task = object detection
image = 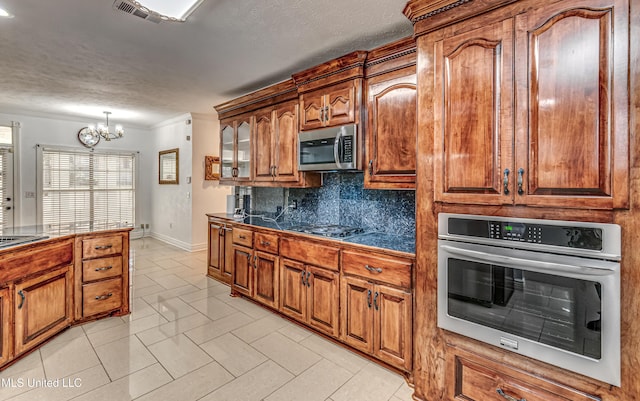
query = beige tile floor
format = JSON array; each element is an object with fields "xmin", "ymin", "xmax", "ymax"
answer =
[{"xmin": 0, "ymin": 237, "xmax": 415, "ymax": 401}]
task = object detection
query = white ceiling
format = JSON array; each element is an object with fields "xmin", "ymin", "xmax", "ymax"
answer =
[{"xmin": 0, "ymin": 0, "xmax": 413, "ymax": 127}]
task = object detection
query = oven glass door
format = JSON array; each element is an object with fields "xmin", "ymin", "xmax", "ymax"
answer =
[
  {"xmin": 447, "ymin": 257, "xmax": 602, "ymax": 359},
  {"xmin": 438, "ymin": 240, "xmax": 620, "ymax": 385}
]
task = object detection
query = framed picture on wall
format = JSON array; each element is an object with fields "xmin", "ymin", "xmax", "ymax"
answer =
[
  {"xmin": 205, "ymin": 156, "xmax": 220, "ymax": 180},
  {"xmin": 159, "ymin": 148, "xmax": 179, "ymax": 184}
]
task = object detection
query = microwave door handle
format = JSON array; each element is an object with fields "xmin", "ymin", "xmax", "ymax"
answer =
[
  {"xmin": 439, "ymin": 244, "xmax": 617, "ymax": 276},
  {"xmin": 334, "ymin": 129, "xmax": 344, "ymax": 169}
]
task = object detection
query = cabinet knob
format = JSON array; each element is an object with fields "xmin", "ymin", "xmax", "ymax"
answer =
[
  {"xmin": 496, "ymin": 388, "xmax": 526, "ymax": 401},
  {"xmin": 503, "ymin": 169, "xmax": 510, "ymax": 195}
]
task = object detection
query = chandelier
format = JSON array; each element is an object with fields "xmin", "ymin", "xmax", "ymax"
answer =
[{"xmin": 88, "ymin": 111, "xmax": 124, "ymax": 141}]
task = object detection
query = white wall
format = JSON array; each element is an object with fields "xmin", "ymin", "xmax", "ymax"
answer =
[
  {"xmin": 149, "ymin": 114, "xmax": 193, "ymax": 249},
  {"xmin": 191, "ymin": 113, "xmax": 232, "ymax": 250},
  {"xmin": 0, "ymin": 111, "xmax": 153, "ymax": 228}
]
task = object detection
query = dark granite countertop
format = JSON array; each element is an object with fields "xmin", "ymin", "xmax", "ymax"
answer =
[
  {"xmin": 0, "ymin": 221, "xmax": 133, "ymax": 250},
  {"xmin": 207, "ymin": 213, "xmax": 415, "ymax": 256}
]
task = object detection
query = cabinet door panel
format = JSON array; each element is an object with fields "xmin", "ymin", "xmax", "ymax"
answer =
[
  {"xmin": 232, "ymin": 246, "xmax": 252, "ymax": 297},
  {"xmin": 274, "ymin": 101, "xmax": 299, "ymax": 182},
  {"xmin": 279, "ymin": 259, "xmax": 306, "ymax": 321},
  {"xmin": 208, "ymin": 223, "xmax": 223, "ymax": 278},
  {"xmin": 236, "ymin": 119, "xmax": 253, "ymax": 181},
  {"xmin": 254, "ymin": 252, "xmax": 279, "ymax": 309},
  {"xmin": 374, "ymin": 285, "xmax": 412, "ymax": 371},
  {"xmin": 220, "ymin": 123, "xmax": 235, "ymax": 180},
  {"xmin": 14, "ymin": 266, "xmax": 71, "ymax": 355},
  {"xmin": 434, "ymin": 19, "xmax": 514, "ymax": 205},
  {"xmin": 307, "ymin": 266, "xmax": 339, "ymax": 338},
  {"xmin": 515, "ymin": 2, "xmax": 627, "ymax": 208},
  {"xmin": 366, "ymin": 70, "xmax": 417, "ymax": 187},
  {"xmin": 326, "ymin": 82, "xmax": 356, "ymax": 126},
  {"xmin": 254, "ymin": 109, "xmax": 275, "ymax": 181},
  {"xmin": 223, "ymin": 228, "xmax": 234, "ymax": 281},
  {"xmin": 340, "ymin": 276, "xmax": 373, "ymax": 353},
  {"xmin": 300, "ymin": 91, "xmax": 325, "ymax": 130},
  {"xmin": 0, "ymin": 287, "xmax": 11, "ymax": 366}
]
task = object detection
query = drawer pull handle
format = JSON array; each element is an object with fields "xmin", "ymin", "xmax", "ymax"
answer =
[
  {"xmin": 95, "ymin": 266, "xmax": 113, "ymax": 272},
  {"xmin": 95, "ymin": 293, "xmax": 113, "ymax": 301},
  {"xmin": 364, "ymin": 265, "xmax": 383, "ymax": 274},
  {"xmin": 18, "ymin": 290, "xmax": 25, "ymax": 309},
  {"xmin": 260, "ymin": 241, "xmax": 270, "ymax": 246},
  {"xmin": 239, "ymin": 235, "xmax": 246, "ymax": 239},
  {"xmin": 95, "ymin": 245, "xmax": 113, "ymax": 250},
  {"xmin": 497, "ymin": 388, "xmax": 526, "ymax": 401}
]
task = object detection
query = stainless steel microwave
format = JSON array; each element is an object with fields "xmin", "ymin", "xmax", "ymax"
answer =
[{"xmin": 298, "ymin": 124, "xmax": 358, "ymax": 171}]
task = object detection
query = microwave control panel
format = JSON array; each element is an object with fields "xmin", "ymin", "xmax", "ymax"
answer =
[
  {"xmin": 449, "ymin": 218, "xmax": 603, "ymax": 251},
  {"xmin": 341, "ymin": 136, "xmax": 353, "ymax": 163}
]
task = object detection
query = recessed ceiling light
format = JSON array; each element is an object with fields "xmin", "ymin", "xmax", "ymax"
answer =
[
  {"xmin": 0, "ymin": 7, "xmax": 14, "ymax": 18},
  {"xmin": 136, "ymin": 0, "xmax": 204, "ymax": 20}
]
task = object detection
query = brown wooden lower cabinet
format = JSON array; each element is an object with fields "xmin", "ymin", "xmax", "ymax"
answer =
[
  {"xmin": 0, "ymin": 287, "xmax": 12, "ymax": 366},
  {"xmin": 208, "ymin": 220, "xmax": 233, "ymax": 284},
  {"xmin": 253, "ymin": 251, "xmax": 279, "ymax": 308},
  {"xmin": 341, "ymin": 276, "xmax": 412, "ymax": 371},
  {"xmin": 447, "ymin": 345, "xmax": 600, "ymax": 401},
  {"xmin": 279, "ymin": 258, "xmax": 340, "ymax": 338},
  {"xmin": 14, "ymin": 265, "xmax": 72, "ymax": 356},
  {"xmin": 232, "ymin": 245, "xmax": 253, "ymax": 297}
]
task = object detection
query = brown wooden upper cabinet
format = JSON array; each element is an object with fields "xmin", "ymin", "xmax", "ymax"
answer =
[
  {"xmin": 299, "ymin": 81, "xmax": 358, "ymax": 130},
  {"xmin": 220, "ymin": 114, "xmax": 253, "ymax": 183},
  {"xmin": 293, "ymin": 51, "xmax": 367, "ymax": 133},
  {"xmin": 432, "ymin": 0, "xmax": 629, "ymax": 210},
  {"xmin": 364, "ymin": 38, "xmax": 417, "ymax": 190},
  {"xmin": 254, "ymin": 100, "xmax": 300, "ymax": 183}
]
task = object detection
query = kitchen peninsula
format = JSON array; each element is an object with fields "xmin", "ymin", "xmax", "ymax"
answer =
[{"xmin": 0, "ymin": 224, "xmax": 132, "ymax": 370}]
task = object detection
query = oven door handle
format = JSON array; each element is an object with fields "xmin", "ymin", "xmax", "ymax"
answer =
[{"xmin": 440, "ymin": 244, "xmax": 617, "ymax": 276}]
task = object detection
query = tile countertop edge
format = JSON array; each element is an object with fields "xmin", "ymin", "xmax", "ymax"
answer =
[{"xmin": 206, "ymin": 213, "xmax": 416, "ymax": 258}]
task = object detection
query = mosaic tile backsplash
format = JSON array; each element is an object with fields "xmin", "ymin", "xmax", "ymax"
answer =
[{"xmin": 250, "ymin": 173, "xmax": 415, "ymax": 237}]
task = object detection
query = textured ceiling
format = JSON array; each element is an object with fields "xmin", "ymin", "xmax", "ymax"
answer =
[{"xmin": 0, "ymin": 0, "xmax": 413, "ymax": 127}]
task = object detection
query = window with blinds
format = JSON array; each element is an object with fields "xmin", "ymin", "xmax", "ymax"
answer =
[
  {"xmin": 38, "ymin": 147, "xmax": 136, "ymax": 231},
  {"xmin": 0, "ymin": 126, "xmax": 13, "ymax": 231}
]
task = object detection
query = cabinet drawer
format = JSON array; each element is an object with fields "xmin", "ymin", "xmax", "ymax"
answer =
[
  {"xmin": 82, "ymin": 235, "xmax": 123, "ymax": 259},
  {"xmin": 281, "ymin": 237, "xmax": 339, "ymax": 271},
  {"xmin": 255, "ymin": 232, "xmax": 279, "ymax": 254},
  {"xmin": 342, "ymin": 250, "xmax": 411, "ymax": 288},
  {"xmin": 82, "ymin": 256, "xmax": 123, "ymax": 282},
  {"xmin": 233, "ymin": 228, "xmax": 253, "ymax": 247},
  {"xmin": 448, "ymin": 348, "xmax": 598, "ymax": 401},
  {"xmin": 82, "ymin": 278, "xmax": 123, "ymax": 317}
]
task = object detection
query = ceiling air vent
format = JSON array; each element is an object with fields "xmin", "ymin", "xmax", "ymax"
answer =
[{"xmin": 112, "ymin": 0, "xmax": 163, "ymax": 23}]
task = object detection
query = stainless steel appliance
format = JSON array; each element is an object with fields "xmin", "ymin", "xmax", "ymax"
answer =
[
  {"xmin": 298, "ymin": 124, "xmax": 358, "ymax": 171},
  {"xmin": 288, "ymin": 224, "xmax": 363, "ymax": 238},
  {"xmin": 438, "ymin": 213, "xmax": 621, "ymax": 386}
]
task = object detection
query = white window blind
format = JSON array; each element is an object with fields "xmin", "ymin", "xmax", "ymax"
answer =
[
  {"xmin": 39, "ymin": 147, "xmax": 136, "ymax": 231},
  {"xmin": 0, "ymin": 148, "xmax": 9, "ymax": 231}
]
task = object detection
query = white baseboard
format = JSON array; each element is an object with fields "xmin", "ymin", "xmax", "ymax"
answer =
[{"xmin": 149, "ymin": 232, "xmax": 207, "ymax": 252}]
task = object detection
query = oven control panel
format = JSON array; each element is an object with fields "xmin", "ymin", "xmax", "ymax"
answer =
[{"xmin": 450, "ymin": 218, "xmax": 603, "ymax": 250}]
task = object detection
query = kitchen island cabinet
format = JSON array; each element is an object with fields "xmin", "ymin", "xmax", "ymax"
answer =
[{"xmin": 0, "ymin": 227, "xmax": 131, "ymax": 371}]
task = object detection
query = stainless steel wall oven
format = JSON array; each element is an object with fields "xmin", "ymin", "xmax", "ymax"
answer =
[{"xmin": 437, "ymin": 213, "xmax": 621, "ymax": 386}]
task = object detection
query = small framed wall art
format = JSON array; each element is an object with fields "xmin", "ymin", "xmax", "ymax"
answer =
[{"xmin": 205, "ymin": 156, "xmax": 220, "ymax": 180}]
